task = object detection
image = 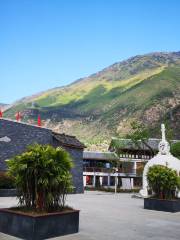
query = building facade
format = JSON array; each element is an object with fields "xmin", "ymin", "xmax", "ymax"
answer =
[
  {"xmin": 83, "ymin": 138, "xmax": 179, "ymax": 189},
  {"xmin": 0, "ymin": 118, "xmax": 85, "ymax": 193},
  {"xmin": 83, "ymin": 151, "xmax": 144, "ymax": 189}
]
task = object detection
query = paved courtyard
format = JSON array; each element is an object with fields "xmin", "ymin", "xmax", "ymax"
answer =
[{"xmin": 0, "ymin": 191, "xmax": 180, "ymax": 240}]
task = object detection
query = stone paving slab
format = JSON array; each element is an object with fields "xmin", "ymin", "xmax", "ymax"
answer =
[{"xmin": 0, "ymin": 191, "xmax": 180, "ymax": 240}]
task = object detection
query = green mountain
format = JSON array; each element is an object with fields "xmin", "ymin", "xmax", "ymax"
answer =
[{"xmin": 5, "ymin": 52, "xmax": 180, "ymax": 148}]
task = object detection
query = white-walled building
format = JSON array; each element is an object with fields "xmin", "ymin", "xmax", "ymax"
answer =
[
  {"xmin": 83, "ymin": 137, "xmax": 179, "ymax": 190},
  {"xmin": 83, "ymin": 151, "xmax": 145, "ymax": 189}
]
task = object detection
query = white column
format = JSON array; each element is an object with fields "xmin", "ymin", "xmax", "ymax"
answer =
[
  {"xmin": 108, "ymin": 175, "xmax": 110, "ymax": 186},
  {"xmin": 100, "ymin": 176, "xmax": 103, "ymax": 186},
  {"xmin": 93, "ymin": 175, "xmax": 96, "ymax": 187},
  {"xmin": 131, "ymin": 178, "xmax": 134, "ymax": 189},
  {"xmin": 115, "ymin": 175, "xmax": 118, "ymax": 194},
  {"xmin": 83, "ymin": 176, "xmax": 86, "ymax": 187}
]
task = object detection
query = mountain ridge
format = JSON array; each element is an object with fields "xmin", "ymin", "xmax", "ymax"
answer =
[{"xmin": 5, "ymin": 51, "xmax": 180, "ymax": 148}]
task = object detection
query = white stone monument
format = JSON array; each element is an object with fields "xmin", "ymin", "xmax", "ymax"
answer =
[{"xmin": 140, "ymin": 124, "xmax": 180, "ymax": 198}]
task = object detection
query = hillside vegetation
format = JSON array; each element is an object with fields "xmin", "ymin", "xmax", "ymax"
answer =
[{"xmin": 5, "ymin": 52, "xmax": 180, "ymax": 149}]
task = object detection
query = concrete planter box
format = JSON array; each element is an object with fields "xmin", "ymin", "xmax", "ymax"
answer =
[
  {"xmin": 0, "ymin": 189, "xmax": 17, "ymax": 197},
  {"xmin": 144, "ymin": 198, "xmax": 180, "ymax": 212},
  {"xmin": 0, "ymin": 208, "xmax": 79, "ymax": 240}
]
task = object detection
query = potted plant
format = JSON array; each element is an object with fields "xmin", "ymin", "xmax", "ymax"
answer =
[
  {"xmin": 144, "ymin": 165, "xmax": 180, "ymax": 212},
  {"xmin": 0, "ymin": 172, "xmax": 16, "ymax": 197},
  {"xmin": 0, "ymin": 144, "xmax": 79, "ymax": 240}
]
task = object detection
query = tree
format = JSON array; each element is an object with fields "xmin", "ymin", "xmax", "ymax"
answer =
[
  {"xmin": 7, "ymin": 144, "xmax": 73, "ymax": 212},
  {"xmin": 164, "ymin": 121, "xmax": 174, "ymax": 144},
  {"xmin": 126, "ymin": 121, "xmax": 155, "ymax": 156},
  {"xmin": 171, "ymin": 142, "xmax": 180, "ymax": 159},
  {"xmin": 147, "ymin": 165, "xmax": 180, "ymax": 199}
]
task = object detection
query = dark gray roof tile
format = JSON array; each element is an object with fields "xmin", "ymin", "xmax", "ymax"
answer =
[{"xmin": 53, "ymin": 132, "xmax": 85, "ymax": 149}]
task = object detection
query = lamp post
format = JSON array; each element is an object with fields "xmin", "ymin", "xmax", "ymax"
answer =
[
  {"xmin": 113, "ymin": 167, "xmax": 118, "ymax": 194},
  {"xmin": 106, "ymin": 163, "xmax": 111, "ymax": 187}
]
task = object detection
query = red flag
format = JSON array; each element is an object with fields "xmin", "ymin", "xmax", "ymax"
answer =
[
  {"xmin": 37, "ymin": 115, "xmax": 41, "ymax": 127},
  {"xmin": 15, "ymin": 112, "xmax": 21, "ymax": 121},
  {"xmin": 0, "ymin": 110, "xmax": 3, "ymax": 118}
]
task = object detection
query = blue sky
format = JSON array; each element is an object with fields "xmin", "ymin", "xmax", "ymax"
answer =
[{"xmin": 0, "ymin": 0, "xmax": 180, "ymax": 103}]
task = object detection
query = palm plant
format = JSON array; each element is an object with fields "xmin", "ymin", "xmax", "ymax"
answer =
[{"xmin": 7, "ymin": 144, "xmax": 73, "ymax": 212}]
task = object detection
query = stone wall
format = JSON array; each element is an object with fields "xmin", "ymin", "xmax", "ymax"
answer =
[
  {"xmin": 64, "ymin": 147, "xmax": 84, "ymax": 193},
  {"xmin": 0, "ymin": 119, "xmax": 84, "ymax": 193},
  {"xmin": 0, "ymin": 119, "xmax": 53, "ymax": 170},
  {"xmin": 52, "ymin": 138, "xmax": 84, "ymax": 193}
]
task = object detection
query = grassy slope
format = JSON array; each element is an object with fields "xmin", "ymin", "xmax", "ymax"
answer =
[
  {"xmin": 100, "ymin": 66, "xmax": 180, "ymax": 129},
  {"xmin": 32, "ymin": 67, "xmax": 164, "ymax": 108},
  {"xmin": 52, "ymin": 66, "xmax": 180, "ymax": 145}
]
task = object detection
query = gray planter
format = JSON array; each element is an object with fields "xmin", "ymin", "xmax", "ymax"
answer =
[
  {"xmin": 144, "ymin": 198, "xmax": 180, "ymax": 212},
  {"xmin": 0, "ymin": 189, "xmax": 17, "ymax": 197},
  {"xmin": 0, "ymin": 208, "xmax": 79, "ymax": 240}
]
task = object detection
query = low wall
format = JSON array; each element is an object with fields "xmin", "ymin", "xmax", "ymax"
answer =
[{"xmin": 0, "ymin": 189, "xmax": 17, "ymax": 197}]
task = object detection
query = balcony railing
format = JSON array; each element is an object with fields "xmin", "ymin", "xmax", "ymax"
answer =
[{"xmin": 83, "ymin": 167, "xmax": 136, "ymax": 175}]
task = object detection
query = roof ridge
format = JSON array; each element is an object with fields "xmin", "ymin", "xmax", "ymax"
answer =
[
  {"xmin": 52, "ymin": 131, "xmax": 76, "ymax": 138},
  {"xmin": 0, "ymin": 118, "xmax": 52, "ymax": 131}
]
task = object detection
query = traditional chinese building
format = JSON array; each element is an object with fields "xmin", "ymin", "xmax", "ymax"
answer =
[
  {"xmin": 83, "ymin": 137, "xmax": 179, "ymax": 189},
  {"xmin": 83, "ymin": 151, "xmax": 143, "ymax": 189},
  {"xmin": 0, "ymin": 118, "xmax": 85, "ymax": 193}
]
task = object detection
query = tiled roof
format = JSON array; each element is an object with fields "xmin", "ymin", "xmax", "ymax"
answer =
[
  {"xmin": 0, "ymin": 118, "xmax": 52, "ymax": 131},
  {"xmin": 0, "ymin": 118, "xmax": 85, "ymax": 149},
  {"xmin": 83, "ymin": 151, "xmax": 118, "ymax": 160},
  {"xmin": 109, "ymin": 138, "xmax": 180, "ymax": 151},
  {"xmin": 53, "ymin": 132, "xmax": 85, "ymax": 149}
]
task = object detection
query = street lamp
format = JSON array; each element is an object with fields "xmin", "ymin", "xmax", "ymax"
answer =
[{"xmin": 113, "ymin": 167, "xmax": 118, "ymax": 194}]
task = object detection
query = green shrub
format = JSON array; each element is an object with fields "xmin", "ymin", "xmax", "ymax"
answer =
[
  {"xmin": 171, "ymin": 142, "xmax": 180, "ymax": 159},
  {"xmin": 0, "ymin": 172, "xmax": 15, "ymax": 189},
  {"xmin": 147, "ymin": 165, "xmax": 180, "ymax": 199},
  {"xmin": 7, "ymin": 144, "xmax": 73, "ymax": 212}
]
